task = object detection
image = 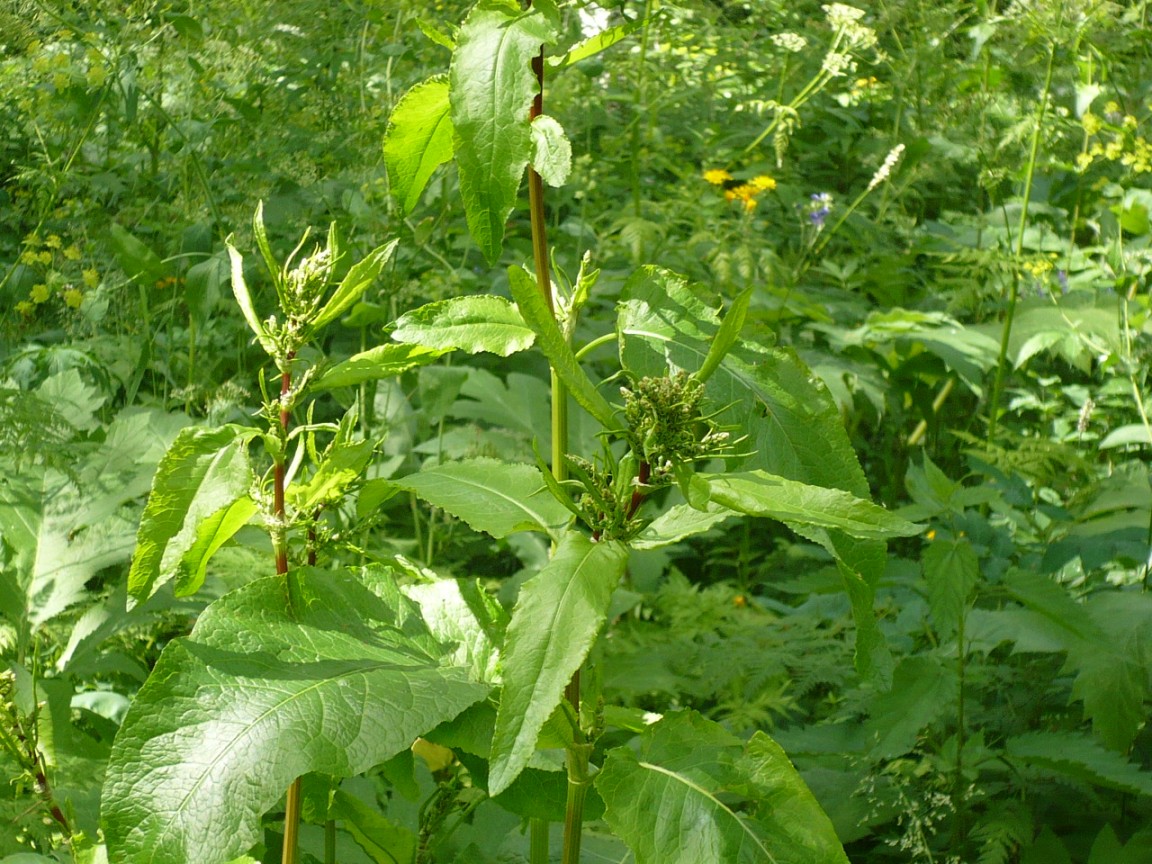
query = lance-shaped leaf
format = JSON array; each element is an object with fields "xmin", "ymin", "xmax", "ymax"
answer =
[
  {"xmin": 102, "ymin": 568, "xmax": 489, "ymax": 864},
  {"xmin": 314, "ymin": 343, "xmax": 447, "ymax": 391},
  {"xmin": 597, "ymin": 711, "xmax": 849, "ymax": 864},
  {"xmin": 393, "ymin": 457, "xmax": 572, "ymax": 541},
  {"xmin": 507, "ymin": 265, "xmax": 620, "ymax": 430},
  {"xmin": 313, "ymin": 239, "xmax": 399, "ymax": 330},
  {"xmin": 695, "ymin": 471, "xmax": 921, "ymax": 540},
  {"xmin": 488, "ymin": 532, "xmax": 628, "ymax": 794},
  {"xmin": 547, "ymin": 16, "xmax": 644, "ymax": 70},
  {"xmin": 695, "ymin": 288, "xmax": 751, "ymax": 384},
  {"xmin": 384, "ymin": 76, "xmax": 455, "ymax": 214},
  {"xmin": 392, "ymin": 295, "xmax": 535, "ymax": 356},
  {"xmin": 128, "ymin": 426, "xmax": 257, "ymax": 605},
  {"xmin": 450, "ymin": 0, "xmax": 560, "ymax": 261},
  {"xmin": 226, "ymin": 239, "xmax": 275, "ymax": 355}
]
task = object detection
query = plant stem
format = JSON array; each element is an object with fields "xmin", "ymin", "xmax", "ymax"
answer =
[
  {"xmin": 561, "ymin": 744, "xmax": 593, "ymax": 864},
  {"xmin": 530, "ymin": 818, "xmax": 549, "ymax": 864},
  {"xmin": 325, "ymin": 817, "xmax": 337, "ymax": 864},
  {"xmin": 274, "ymin": 353, "xmax": 300, "ymax": 864},
  {"xmin": 986, "ymin": 40, "xmax": 1057, "ymax": 444}
]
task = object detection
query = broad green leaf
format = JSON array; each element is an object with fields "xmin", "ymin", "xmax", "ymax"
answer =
[
  {"xmin": 127, "ymin": 425, "xmax": 257, "ymax": 605},
  {"xmin": 488, "ymin": 532, "xmax": 628, "ymax": 794},
  {"xmin": 384, "ymin": 76, "xmax": 455, "ymax": 214},
  {"xmin": 1100, "ymin": 424, "xmax": 1152, "ymax": 449},
  {"xmin": 922, "ymin": 537, "xmax": 980, "ymax": 637},
  {"xmin": 695, "ymin": 288, "xmax": 751, "ymax": 385},
  {"xmin": 392, "ymin": 295, "xmax": 535, "ymax": 356},
  {"xmin": 1005, "ymin": 732, "xmax": 1152, "ymax": 796},
  {"xmin": 108, "ymin": 222, "xmax": 165, "ymax": 287},
  {"xmin": 174, "ymin": 496, "xmax": 258, "ymax": 597},
  {"xmin": 406, "ymin": 578, "xmax": 506, "ymax": 683},
  {"xmin": 102, "ymin": 568, "xmax": 489, "ymax": 864},
  {"xmin": 185, "ymin": 252, "xmax": 228, "ymax": 329},
  {"xmin": 618, "ymin": 267, "xmax": 891, "ymax": 680},
  {"xmin": 597, "ymin": 711, "xmax": 849, "ymax": 864},
  {"xmin": 313, "ymin": 239, "xmax": 399, "ymax": 330},
  {"xmin": 450, "ymin": 0, "xmax": 560, "ymax": 261},
  {"xmin": 393, "ymin": 457, "xmax": 572, "ymax": 541},
  {"xmin": 696, "ymin": 471, "xmax": 921, "ymax": 540},
  {"xmin": 226, "ymin": 238, "xmax": 274, "ymax": 355},
  {"xmin": 528, "ymin": 115, "xmax": 571, "ymax": 187},
  {"xmin": 865, "ymin": 655, "xmax": 957, "ymax": 758},
  {"xmin": 507, "ymin": 265, "xmax": 620, "ymax": 430},
  {"xmin": 315, "ymin": 343, "xmax": 446, "ymax": 390}
]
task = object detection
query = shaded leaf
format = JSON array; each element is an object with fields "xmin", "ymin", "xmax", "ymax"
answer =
[
  {"xmin": 314, "ymin": 344, "xmax": 447, "ymax": 391},
  {"xmin": 923, "ymin": 537, "xmax": 980, "ymax": 637},
  {"xmin": 102, "ymin": 568, "xmax": 489, "ymax": 864}
]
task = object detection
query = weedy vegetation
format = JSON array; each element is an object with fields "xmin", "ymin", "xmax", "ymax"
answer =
[{"xmin": 2, "ymin": 1, "xmax": 1152, "ymax": 863}]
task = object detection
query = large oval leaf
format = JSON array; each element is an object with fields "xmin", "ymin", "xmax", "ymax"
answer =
[
  {"xmin": 384, "ymin": 75, "xmax": 455, "ymax": 214},
  {"xmin": 597, "ymin": 712, "xmax": 849, "ymax": 864},
  {"xmin": 102, "ymin": 568, "xmax": 489, "ymax": 864}
]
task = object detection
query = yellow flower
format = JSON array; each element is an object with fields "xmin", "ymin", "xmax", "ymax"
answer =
[
  {"xmin": 63, "ymin": 288, "xmax": 83, "ymax": 309},
  {"xmin": 37, "ymin": 250, "xmax": 53, "ymax": 265},
  {"xmin": 1081, "ymin": 113, "xmax": 1102, "ymax": 136},
  {"xmin": 82, "ymin": 267, "xmax": 99, "ymax": 288},
  {"xmin": 926, "ymin": 529, "xmax": 937, "ymax": 541},
  {"xmin": 45, "ymin": 234, "xmax": 62, "ymax": 249},
  {"xmin": 19, "ymin": 250, "xmax": 40, "ymax": 266},
  {"xmin": 30, "ymin": 284, "xmax": 50, "ymax": 303},
  {"xmin": 703, "ymin": 168, "xmax": 733, "ymax": 185},
  {"xmin": 15, "ymin": 301, "xmax": 34, "ymax": 316},
  {"xmin": 749, "ymin": 175, "xmax": 776, "ymax": 192},
  {"xmin": 63, "ymin": 244, "xmax": 81, "ymax": 261}
]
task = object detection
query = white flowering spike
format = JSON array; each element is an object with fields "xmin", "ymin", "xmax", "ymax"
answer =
[{"xmin": 867, "ymin": 143, "xmax": 906, "ymax": 191}]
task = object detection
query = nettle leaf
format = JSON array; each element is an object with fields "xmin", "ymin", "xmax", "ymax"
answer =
[
  {"xmin": 109, "ymin": 222, "xmax": 165, "ymax": 287},
  {"xmin": 923, "ymin": 537, "xmax": 980, "ymax": 637},
  {"xmin": 488, "ymin": 532, "xmax": 628, "ymax": 794},
  {"xmin": 597, "ymin": 711, "xmax": 849, "ymax": 864},
  {"xmin": 315, "ymin": 343, "xmax": 447, "ymax": 391},
  {"xmin": 450, "ymin": 0, "xmax": 560, "ymax": 261},
  {"xmin": 384, "ymin": 75, "xmax": 455, "ymax": 214},
  {"xmin": 695, "ymin": 471, "xmax": 921, "ymax": 541},
  {"xmin": 392, "ymin": 295, "xmax": 536, "ymax": 356},
  {"xmin": 1005, "ymin": 732, "xmax": 1152, "ymax": 797},
  {"xmin": 393, "ymin": 457, "xmax": 573, "ymax": 541},
  {"xmin": 528, "ymin": 114, "xmax": 571, "ymax": 187},
  {"xmin": 128, "ymin": 425, "xmax": 258, "ymax": 605},
  {"xmin": 865, "ymin": 655, "xmax": 957, "ymax": 758},
  {"xmin": 507, "ymin": 265, "xmax": 620, "ymax": 430},
  {"xmin": 102, "ymin": 568, "xmax": 489, "ymax": 864}
]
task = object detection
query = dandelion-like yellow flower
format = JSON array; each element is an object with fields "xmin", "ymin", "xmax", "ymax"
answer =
[
  {"xmin": 704, "ymin": 168, "xmax": 733, "ymax": 185},
  {"xmin": 749, "ymin": 175, "xmax": 776, "ymax": 191},
  {"xmin": 63, "ymin": 288, "xmax": 83, "ymax": 309}
]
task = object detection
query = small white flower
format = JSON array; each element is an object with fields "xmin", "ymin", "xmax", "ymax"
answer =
[
  {"xmin": 821, "ymin": 51, "xmax": 856, "ymax": 77},
  {"xmin": 771, "ymin": 32, "xmax": 807, "ymax": 53},
  {"xmin": 867, "ymin": 143, "xmax": 905, "ymax": 191},
  {"xmin": 823, "ymin": 3, "xmax": 866, "ymax": 28}
]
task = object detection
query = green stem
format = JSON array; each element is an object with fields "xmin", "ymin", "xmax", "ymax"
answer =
[
  {"xmin": 986, "ymin": 40, "xmax": 1057, "ymax": 444},
  {"xmin": 325, "ymin": 818, "xmax": 337, "ymax": 864},
  {"xmin": 630, "ymin": 0, "xmax": 655, "ymax": 216},
  {"xmin": 530, "ymin": 818, "xmax": 550, "ymax": 864},
  {"xmin": 561, "ymin": 744, "xmax": 593, "ymax": 864}
]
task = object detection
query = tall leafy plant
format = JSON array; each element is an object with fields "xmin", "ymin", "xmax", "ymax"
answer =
[{"xmin": 100, "ymin": 2, "xmax": 920, "ymax": 862}]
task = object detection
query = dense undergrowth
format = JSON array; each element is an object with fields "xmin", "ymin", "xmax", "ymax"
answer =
[{"xmin": 2, "ymin": 0, "xmax": 1152, "ymax": 862}]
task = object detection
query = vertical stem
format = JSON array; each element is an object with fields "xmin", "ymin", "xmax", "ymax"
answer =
[
  {"xmin": 986, "ymin": 41, "xmax": 1057, "ymax": 444},
  {"xmin": 530, "ymin": 818, "xmax": 550, "ymax": 864},
  {"xmin": 325, "ymin": 817, "xmax": 337, "ymax": 864},
  {"xmin": 275, "ymin": 353, "xmax": 300, "ymax": 864},
  {"xmin": 525, "ymin": 22, "xmax": 585, "ymax": 864},
  {"xmin": 952, "ymin": 602, "xmax": 968, "ymax": 853}
]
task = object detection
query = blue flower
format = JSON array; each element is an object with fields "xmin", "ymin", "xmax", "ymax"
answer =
[{"xmin": 808, "ymin": 193, "xmax": 833, "ymax": 228}]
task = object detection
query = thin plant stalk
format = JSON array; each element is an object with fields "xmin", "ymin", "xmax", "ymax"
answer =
[{"xmin": 986, "ymin": 40, "xmax": 1057, "ymax": 444}]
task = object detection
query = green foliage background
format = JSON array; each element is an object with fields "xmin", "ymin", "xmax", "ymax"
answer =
[{"xmin": 2, "ymin": 0, "xmax": 1152, "ymax": 862}]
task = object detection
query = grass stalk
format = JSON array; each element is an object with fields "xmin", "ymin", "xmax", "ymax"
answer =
[{"xmin": 986, "ymin": 40, "xmax": 1058, "ymax": 444}]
